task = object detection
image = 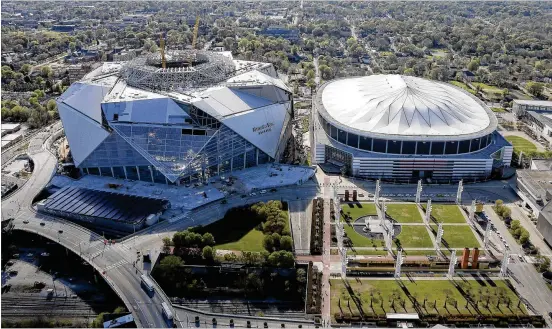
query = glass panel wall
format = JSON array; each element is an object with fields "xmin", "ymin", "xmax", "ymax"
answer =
[{"xmin": 416, "ymin": 142, "xmax": 430, "ymax": 155}]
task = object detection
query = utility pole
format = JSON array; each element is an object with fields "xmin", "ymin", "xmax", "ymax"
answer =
[
  {"xmin": 394, "ymin": 250, "xmax": 403, "ymax": 278},
  {"xmin": 436, "ymin": 223, "xmax": 444, "ymax": 250},
  {"xmin": 425, "ymin": 199, "xmax": 432, "ymax": 225}
]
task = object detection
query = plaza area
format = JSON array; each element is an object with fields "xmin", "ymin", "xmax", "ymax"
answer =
[{"xmin": 330, "ymin": 278, "xmax": 527, "ymax": 319}]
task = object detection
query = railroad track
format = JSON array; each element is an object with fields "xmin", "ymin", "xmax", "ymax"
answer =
[
  {"xmin": 172, "ymin": 299, "xmax": 306, "ymax": 318},
  {"xmin": 1, "ymin": 294, "xmax": 117, "ymax": 317}
]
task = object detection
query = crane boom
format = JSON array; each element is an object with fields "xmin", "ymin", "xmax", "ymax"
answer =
[{"xmin": 191, "ymin": 16, "xmax": 200, "ymax": 49}]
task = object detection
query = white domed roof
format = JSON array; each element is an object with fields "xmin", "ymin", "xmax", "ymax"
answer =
[{"xmin": 320, "ymin": 75, "xmax": 494, "ymax": 137}]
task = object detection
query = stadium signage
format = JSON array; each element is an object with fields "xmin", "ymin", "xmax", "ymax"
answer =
[{"xmin": 253, "ymin": 122, "xmax": 274, "ymax": 135}]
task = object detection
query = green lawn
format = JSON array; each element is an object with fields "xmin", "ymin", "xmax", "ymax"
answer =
[
  {"xmin": 449, "ymin": 81, "xmax": 476, "ymax": 95},
  {"xmin": 505, "ymin": 135, "xmax": 537, "ymax": 153},
  {"xmin": 491, "ymin": 107, "xmax": 506, "ymax": 113},
  {"xmin": 431, "ymin": 224, "xmax": 481, "ymax": 248},
  {"xmin": 395, "ymin": 226, "xmax": 434, "ymax": 248},
  {"xmin": 472, "ymin": 82, "xmax": 503, "ymax": 94},
  {"xmin": 344, "ymin": 224, "xmax": 385, "ymax": 248},
  {"xmin": 331, "ymin": 279, "xmax": 526, "ymax": 319},
  {"xmin": 386, "ymin": 204, "xmax": 423, "ymax": 223},
  {"xmin": 341, "ymin": 203, "xmax": 377, "ymax": 222},
  {"xmin": 197, "ymin": 204, "xmax": 289, "ymax": 252},
  {"xmin": 422, "ymin": 204, "xmax": 467, "ymax": 224}
]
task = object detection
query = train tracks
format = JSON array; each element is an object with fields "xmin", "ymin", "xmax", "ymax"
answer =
[{"xmin": 1, "ymin": 294, "xmax": 117, "ymax": 318}]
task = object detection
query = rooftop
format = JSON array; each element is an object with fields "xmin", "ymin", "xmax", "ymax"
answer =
[
  {"xmin": 317, "ymin": 75, "xmax": 496, "ymax": 139},
  {"xmin": 514, "ymin": 99, "xmax": 552, "ymax": 107}
]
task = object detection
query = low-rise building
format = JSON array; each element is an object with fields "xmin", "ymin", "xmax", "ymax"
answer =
[
  {"xmin": 513, "ymin": 100, "xmax": 552, "ymax": 117},
  {"xmin": 537, "ymin": 201, "xmax": 552, "ymax": 247},
  {"xmin": 516, "ymin": 168, "xmax": 552, "ymax": 218},
  {"xmin": 260, "ymin": 26, "xmax": 300, "ymax": 42}
]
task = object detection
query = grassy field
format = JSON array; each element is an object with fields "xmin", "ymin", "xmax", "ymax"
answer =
[
  {"xmin": 491, "ymin": 107, "xmax": 506, "ymax": 113},
  {"xmin": 449, "ymin": 81, "xmax": 476, "ymax": 95},
  {"xmin": 431, "ymin": 224, "xmax": 481, "ymax": 248},
  {"xmin": 198, "ymin": 206, "xmax": 289, "ymax": 252},
  {"xmin": 472, "ymin": 82, "xmax": 503, "ymax": 94},
  {"xmin": 341, "ymin": 203, "xmax": 377, "ymax": 221},
  {"xmin": 386, "ymin": 204, "xmax": 423, "ymax": 223},
  {"xmin": 394, "ymin": 226, "xmax": 434, "ymax": 248},
  {"xmin": 422, "ymin": 204, "xmax": 467, "ymax": 224},
  {"xmin": 504, "ymin": 135, "xmax": 537, "ymax": 153},
  {"xmin": 344, "ymin": 224, "xmax": 385, "ymax": 248},
  {"xmin": 331, "ymin": 279, "xmax": 526, "ymax": 318}
]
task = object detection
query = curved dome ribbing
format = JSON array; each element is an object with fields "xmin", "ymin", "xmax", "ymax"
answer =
[{"xmin": 320, "ymin": 75, "xmax": 494, "ymax": 137}]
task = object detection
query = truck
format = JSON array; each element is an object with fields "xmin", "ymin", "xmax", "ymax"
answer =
[{"xmin": 143, "ymin": 250, "xmax": 151, "ymax": 263}]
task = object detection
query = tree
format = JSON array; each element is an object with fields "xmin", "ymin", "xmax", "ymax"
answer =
[
  {"xmin": 113, "ymin": 306, "xmax": 126, "ymax": 314},
  {"xmin": 263, "ymin": 234, "xmax": 274, "ymax": 251},
  {"xmin": 520, "ymin": 230, "xmax": 530, "ymax": 244},
  {"xmin": 202, "ymin": 232, "xmax": 215, "ymax": 246},
  {"xmin": 510, "ymin": 220, "xmax": 521, "ymax": 231},
  {"xmin": 536, "ymin": 256, "xmax": 550, "ymax": 273},
  {"xmin": 526, "ymin": 81, "xmax": 544, "ymax": 97},
  {"xmin": 162, "ymin": 237, "xmax": 172, "ymax": 254},
  {"xmin": 280, "ymin": 236, "xmax": 293, "ymax": 251},
  {"xmin": 467, "ymin": 59, "xmax": 480, "ymax": 72},
  {"xmin": 46, "ymin": 99, "xmax": 57, "ymax": 112},
  {"xmin": 202, "ymin": 246, "xmax": 215, "ymax": 261},
  {"xmin": 296, "ymin": 268, "xmax": 307, "ymax": 284},
  {"xmin": 41, "ymin": 66, "xmax": 53, "ymax": 79},
  {"xmin": 502, "ymin": 207, "xmax": 511, "ymax": 219},
  {"xmin": 20, "ymin": 64, "xmax": 32, "ymax": 76}
]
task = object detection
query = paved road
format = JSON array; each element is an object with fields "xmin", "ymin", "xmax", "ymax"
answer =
[
  {"xmin": 289, "ymin": 199, "xmax": 311, "ymax": 255},
  {"xmin": 485, "ymin": 205, "xmax": 552, "ymax": 324}
]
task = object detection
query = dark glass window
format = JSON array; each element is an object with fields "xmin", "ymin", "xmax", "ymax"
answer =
[
  {"xmin": 88, "ymin": 167, "xmax": 100, "ymax": 175},
  {"xmin": 330, "ymin": 125, "xmax": 337, "ymax": 139},
  {"xmin": 338, "ymin": 129, "xmax": 347, "ymax": 144},
  {"xmin": 401, "ymin": 141, "xmax": 416, "ymax": 154},
  {"xmin": 431, "ymin": 142, "xmax": 445, "ymax": 155},
  {"xmin": 192, "ymin": 129, "xmax": 206, "ymax": 136},
  {"xmin": 470, "ymin": 138, "xmax": 481, "ymax": 152},
  {"xmin": 388, "ymin": 140, "xmax": 401, "ymax": 154},
  {"xmin": 359, "ymin": 137, "xmax": 372, "ymax": 151},
  {"xmin": 459, "ymin": 140, "xmax": 471, "ymax": 153},
  {"xmin": 486, "ymin": 134, "xmax": 492, "ymax": 146},
  {"xmin": 347, "ymin": 133, "xmax": 359, "ymax": 148},
  {"xmin": 417, "ymin": 141, "xmax": 430, "ymax": 155},
  {"xmin": 182, "ymin": 129, "xmax": 193, "ymax": 135},
  {"xmin": 373, "ymin": 139, "xmax": 386, "ymax": 153},
  {"xmin": 445, "ymin": 141, "xmax": 458, "ymax": 154}
]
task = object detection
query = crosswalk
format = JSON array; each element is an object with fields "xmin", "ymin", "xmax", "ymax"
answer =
[{"xmin": 105, "ymin": 259, "xmax": 128, "ymax": 271}]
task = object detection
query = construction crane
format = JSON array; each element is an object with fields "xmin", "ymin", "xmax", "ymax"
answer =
[
  {"xmin": 159, "ymin": 33, "xmax": 167, "ymax": 69},
  {"xmin": 191, "ymin": 16, "xmax": 200, "ymax": 50}
]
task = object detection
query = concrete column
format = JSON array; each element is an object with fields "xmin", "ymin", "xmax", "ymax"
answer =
[
  {"xmin": 98, "ymin": 167, "xmax": 102, "ymax": 176},
  {"xmin": 243, "ymin": 151, "xmax": 247, "ymax": 168},
  {"xmin": 85, "ymin": 168, "xmax": 89, "ymax": 175},
  {"xmin": 122, "ymin": 166, "xmax": 128, "ymax": 180},
  {"xmin": 149, "ymin": 167, "xmax": 154, "ymax": 183},
  {"xmin": 111, "ymin": 167, "xmax": 115, "ymax": 177},
  {"xmin": 136, "ymin": 166, "xmax": 141, "ymax": 181},
  {"xmin": 256, "ymin": 148, "xmax": 259, "ymax": 165}
]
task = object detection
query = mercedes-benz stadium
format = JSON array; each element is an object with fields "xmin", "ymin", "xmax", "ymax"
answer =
[
  {"xmin": 57, "ymin": 50, "xmax": 293, "ymax": 185},
  {"xmin": 311, "ymin": 75, "xmax": 513, "ymax": 182}
]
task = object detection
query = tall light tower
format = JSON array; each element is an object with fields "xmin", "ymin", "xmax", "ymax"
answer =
[
  {"xmin": 394, "ymin": 250, "xmax": 404, "ymax": 278},
  {"xmin": 456, "ymin": 179, "xmax": 464, "ymax": 204},
  {"xmin": 380, "ymin": 200, "xmax": 387, "ymax": 228},
  {"xmin": 500, "ymin": 249, "xmax": 510, "ymax": 277},
  {"xmin": 448, "ymin": 250, "xmax": 457, "ymax": 278},
  {"xmin": 425, "ymin": 199, "xmax": 432, "ymax": 224},
  {"xmin": 386, "ymin": 228, "xmax": 393, "ymax": 251},
  {"xmin": 469, "ymin": 199, "xmax": 476, "ymax": 222},
  {"xmin": 416, "ymin": 179, "xmax": 423, "ymax": 204},
  {"xmin": 483, "ymin": 222, "xmax": 491, "ymax": 249},
  {"xmin": 374, "ymin": 179, "xmax": 381, "ymax": 205},
  {"xmin": 436, "ymin": 223, "xmax": 444, "ymax": 249}
]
